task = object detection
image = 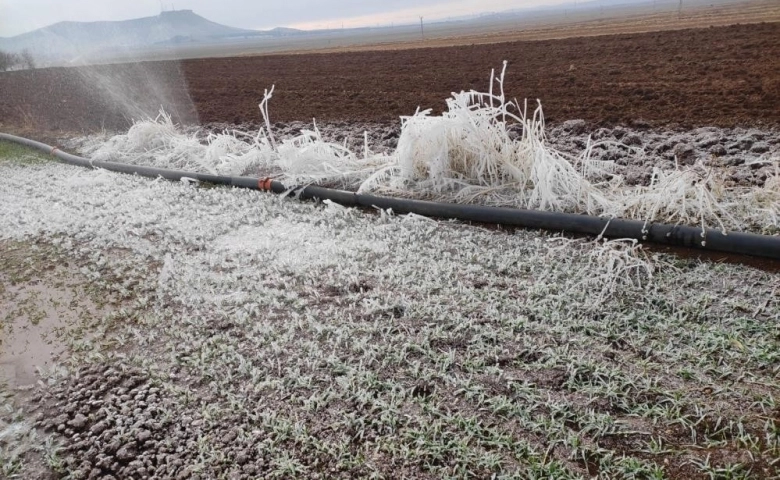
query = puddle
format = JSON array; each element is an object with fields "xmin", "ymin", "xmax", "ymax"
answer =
[{"xmin": 0, "ymin": 257, "xmax": 102, "ymax": 389}]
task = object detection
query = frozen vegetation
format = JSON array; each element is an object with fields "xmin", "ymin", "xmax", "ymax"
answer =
[
  {"xmin": 1, "ymin": 63, "xmax": 778, "ymax": 479},
  {"xmin": 1, "ymin": 138, "xmax": 779, "ymax": 478},
  {"xmin": 68, "ymin": 63, "xmax": 780, "ymax": 235}
]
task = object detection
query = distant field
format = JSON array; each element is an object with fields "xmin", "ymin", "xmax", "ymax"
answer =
[
  {"xmin": 97, "ymin": 0, "xmax": 780, "ymax": 62},
  {"xmin": 2, "ymin": 20, "xmax": 778, "ymax": 133}
]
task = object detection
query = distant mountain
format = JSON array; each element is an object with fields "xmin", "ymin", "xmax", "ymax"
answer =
[
  {"xmin": 0, "ymin": 10, "xmax": 273, "ymax": 63},
  {"xmin": 268, "ymin": 27, "xmax": 305, "ymax": 35}
]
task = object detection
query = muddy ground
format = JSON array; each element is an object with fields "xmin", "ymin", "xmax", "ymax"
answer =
[{"xmin": 1, "ymin": 22, "xmax": 779, "ymax": 135}]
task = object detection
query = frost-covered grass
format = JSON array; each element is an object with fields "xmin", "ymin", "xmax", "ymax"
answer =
[
  {"xmin": 70, "ymin": 63, "xmax": 780, "ymax": 235},
  {"xmin": 1, "ymin": 155, "xmax": 779, "ymax": 478},
  {"xmin": 0, "ymin": 141, "xmax": 48, "ymax": 165}
]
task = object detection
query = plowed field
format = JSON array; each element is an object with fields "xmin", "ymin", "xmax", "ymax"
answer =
[{"xmin": 1, "ymin": 22, "xmax": 779, "ymax": 133}]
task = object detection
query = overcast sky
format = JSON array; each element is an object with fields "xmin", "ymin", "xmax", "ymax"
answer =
[{"xmin": 0, "ymin": 0, "xmax": 581, "ymax": 37}]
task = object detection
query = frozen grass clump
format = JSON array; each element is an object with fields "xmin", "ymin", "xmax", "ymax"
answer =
[
  {"xmin": 82, "ymin": 110, "xmax": 274, "ymax": 176},
  {"xmin": 275, "ymin": 122, "xmax": 393, "ymax": 188},
  {"xmin": 748, "ymin": 162, "xmax": 780, "ymax": 232},
  {"xmin": 545, "ymin": 236, "xmax": 658, "ymax": 308},
  {"xmin": 615, "ymin": 162, "xmax": 738, "ymax": 233},
  {"xmin": 582, "ymin": 238, "xmax": 658, "ymax": 307},
  {"xmin": 70, "ymin": 63, "xmax": 780, "ymax": 234},
  {"xmin": 356, "ymin": 62, "xmax": 617, "ymax": 215}
]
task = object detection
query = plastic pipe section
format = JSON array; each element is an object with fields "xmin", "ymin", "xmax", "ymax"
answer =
[{"xmin": 2, "ymin": 132, "xmax": 778, "ymax": 260}]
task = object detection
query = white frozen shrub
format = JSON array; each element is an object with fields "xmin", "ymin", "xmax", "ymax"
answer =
[
  {"xmin": 748, "ymin": 162, "xmax": 780, "ymax": 231},
  {"xmin": 357, "ymin": 62, "xmax": 616, "ymax": 215},
  {"xmin": 614, "ymin": 163, "xmax": 738, "ymax": 233},
  {"xmin": 582, "ymin": 238, "xmax": 657, "ymax": 306},
  {"xmin": 275, "ymin": 122, "xmax": 392, "ymax": 188},
  {"xmin": 543, "ymin": 236, "xmax": 658, "ymax": 308},
  {"xmin": 80, "ymin": 110, "xmax": 273, "ymax": 176},
  {"xmin": 70, "ymin": 64, "xmax": 780, "ymax": 234}
]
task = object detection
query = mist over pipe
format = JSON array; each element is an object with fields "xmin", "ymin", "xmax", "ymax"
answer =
[{"xmin": 2, "ymin": 132, "xmax": 779, "ymax": 260}]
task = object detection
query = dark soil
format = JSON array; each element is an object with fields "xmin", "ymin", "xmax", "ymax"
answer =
[{"xmin": 1, "ymin": 22, "xmax": 779, "ymax": 133}]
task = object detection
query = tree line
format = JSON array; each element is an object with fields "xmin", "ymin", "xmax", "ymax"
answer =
[{"xmin": 0, "ymin": 49, "xmax": 36, "ymax": 71}]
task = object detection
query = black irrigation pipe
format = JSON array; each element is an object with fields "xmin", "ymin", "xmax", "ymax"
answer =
[{"xmin": 3, "ymin": 132, "xmax": 780, "ymax": 260}]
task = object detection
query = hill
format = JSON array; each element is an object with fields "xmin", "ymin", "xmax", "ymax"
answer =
[{"xmin": 0, "ymin": 10, "xmax": 269, "ymax": 63}]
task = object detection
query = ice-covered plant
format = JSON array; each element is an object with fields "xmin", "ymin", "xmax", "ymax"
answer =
[
  {"xmin": 72, "ymin": 62, "xmax": 780, "ymax": 234},
  {"xmin": 616, "ymin": 162, "xmax": 737, "ymax": 233},
  {"xmin": 747, "ymin": 161, "xmax": 780, "ymax": 231},
  {"xmin": 80, "ymin": 109, "xmax": 273, "ymax": 176},
  {"xmin": 358, "ymin": 61, "xmax": 617, "ymax": 215},
  {"xmin": 546, "ymin": 236, "xmax": 658, "ymax": 308},
  {"xmin": 274, "ymin": 120, "xmax": 392, "ymax": 188}
]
